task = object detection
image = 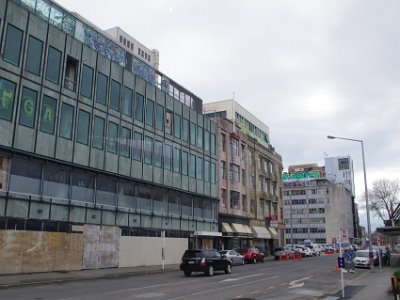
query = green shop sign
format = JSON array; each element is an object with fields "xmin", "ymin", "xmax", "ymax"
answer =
[{"xmin": 282, "ymin": 171, "xmax": 320, "ymax": 180}]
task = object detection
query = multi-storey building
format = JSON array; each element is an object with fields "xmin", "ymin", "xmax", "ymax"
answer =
[
  {"xmin": 204, "ymin": 100, "xmax": 284, "ymax": 254},
  {"xmin": 325, "ymin": 156, "xmax": 355, "ymax": 196},
  {"xmin": 283, "ymin": 163, "xmax": 356, "ymax": 245},
  {"xmin": 0, "ymin": 0, "xmax": 219, "ymax": 260}
]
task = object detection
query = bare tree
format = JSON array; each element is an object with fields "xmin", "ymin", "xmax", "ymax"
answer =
[{"xmin": 369, "ymin": 179, "xmax": 400, "ymax": 225}]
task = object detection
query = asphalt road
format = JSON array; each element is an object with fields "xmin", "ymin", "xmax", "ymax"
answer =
[{"xmin": 0, "ymin": 254, "xmax": 372, "ymax": 300}]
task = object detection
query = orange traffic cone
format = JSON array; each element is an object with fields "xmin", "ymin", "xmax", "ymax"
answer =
[{"xmin": 335, "ymin": 266, "xmax": 340, "ymax": 272}]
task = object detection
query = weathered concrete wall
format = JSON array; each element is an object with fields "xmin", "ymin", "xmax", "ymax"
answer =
[
  {"xmin": 119, "ymin": 236, "xmax": 187, "ymax": 267},
  {"xmin": 0, "ymin": 230, "xmax": 83, "ymax": 275},
  {"xmin": 82, "ymin": 225, "xmax": 120, "ymax": 269}
]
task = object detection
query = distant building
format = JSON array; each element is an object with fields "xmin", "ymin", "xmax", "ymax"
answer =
[
  {"xmin": 204, "ymin": 100, "xmax": 284, "ymax": 254},
  {"xmin": 325, "ymin": 156, "xmax": 355, "ymax": 196},
  {"xmin": 283, "ymin": 163, "xmax": 356, "ymax": 245},
  {"xmin": 104, "ymin": 26, "xmax": 160, "ymax": 70}
]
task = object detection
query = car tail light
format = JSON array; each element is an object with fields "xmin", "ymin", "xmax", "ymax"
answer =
[{"xmin": 200, "ymin": 258, "xmax": 206, "ymax": 267}]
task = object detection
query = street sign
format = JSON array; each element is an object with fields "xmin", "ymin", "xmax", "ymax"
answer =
[
  {"xmin": 346, "ymin": 251, "xmax": 353, "ymax": 260},
  {"xmin": 338, "ymin": 257, "xmax": 345, "ymax": 268}
]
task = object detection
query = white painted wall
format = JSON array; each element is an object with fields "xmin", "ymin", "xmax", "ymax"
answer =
[{"xmin": 119, "ymin": 236, "xmax": 187, "ymax": 267}]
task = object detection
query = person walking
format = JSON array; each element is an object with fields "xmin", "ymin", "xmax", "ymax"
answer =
[{"xmin": 386, "ymin": 246, "xmax": 391, "ymax": 266}]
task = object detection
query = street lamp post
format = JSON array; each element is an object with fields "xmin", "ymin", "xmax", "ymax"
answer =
[{"xmin": 327, "ymin": 135, "xmax": 372, "ymax": 257}]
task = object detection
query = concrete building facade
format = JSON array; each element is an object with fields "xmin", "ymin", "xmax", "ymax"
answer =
[
  {"xmin": 0, "ymin": 0, "xmax": 219, "ymax": 264},
  {"xmin": 283, "ymin": 163, "xmax": 356, "ymax": 246},
  {"xmin": 204, "ymin": 100, "xmax": 284, "ymax": 254}
]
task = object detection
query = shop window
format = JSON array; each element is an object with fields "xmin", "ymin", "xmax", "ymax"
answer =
[
  {"xmin": 0, "ymin": 156, "xmax": 10, "ymax": 191},
  {"xmin": 3, "ymin": 24, "xmax": 23, "ymax": 66},
  {"xmin": 71, "ymin": 172, "xmax": 94, "ymax": 203},
  {"xmin": 9, "ymin": 159, "xmax": 41, "ymax": 196},
  {"xmin": 42, "ymin": 163, "xmax": 70, "ymax": 199},
  {"xmin": 96, "ymin": 176, "xmax": 116, "ymax": 206}
]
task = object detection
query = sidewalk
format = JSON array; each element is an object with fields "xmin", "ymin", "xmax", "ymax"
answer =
[
  {"xmin": 0, "ymin": 264, "xmax": 181, "ymax": 288},
  {"xmin": 327, "ymin": 255, "xmax": 399, "ymax": 299}
]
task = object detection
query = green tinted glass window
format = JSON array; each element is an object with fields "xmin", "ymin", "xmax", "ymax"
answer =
[
  {"xmin": 144, "ymin": 136, "xmax": 153, "ymax": 164},
  {"xmin": 189, "ymin": 154, "xmax": 196, "ymax": 178},
  {"xmin": 182, "ymin": 118, "xmax": 189, "ymax": 142},
  {"xmin": 59, "ymin": 102, "xmax": 74, "ymax": 139},
  {"xmin": 135, "ymin": 93, "xmax": 144, "ymax": 122},
  {"xmin": 190, "ymin": 122, "xmax": 196, "ymax": 145},
  {"xmin": 96, "ymin": 72, "xmax": 108, "ymax": 105},
  {"xmin": 81, "ymin": 65, "xmax": 93, "ymax": 99},
  {"xmin": 164, "ymin": 145, "xmax": 172, "ymax": 171},
  {"xmin": 173, "ymin": 148, "xmax": 180, "ymax": 173},
  {"xmin": 107, "ymin": 121, "xmax": 118, "ymax": 154},
  {"xmin": 40, "ymin": 95, "xmax": 57, "ymax": 134},
  {"xmin": 154, "ymin": 140, "xmax": 163, "ymax": 168},
  {"xmin": 204, "ymin": 160, "xmax": 210, "ymax": 182},
  {"xmin": 19, "ymin": 87, "xmax": 37, "ymax": 127},
  {"xmin": 120, "ymin": 126, "xmax": 131, "ymax": 158},
  {"xmin": 196, "ymin": 157, "xmax": 203, "ymax": 180},
  {"xmin": 25, "ymin": 36, "xmax": 43, "ymax": 75},
  {"xmin": 133, "ymin": 132, "xmax": 142, "ymax": 161},
  {"xmin": 155, "ymin": 104, "xmax": 164, "ymax": 131},
  {"xmin": 197, "ymin": 126, "xmax": 203, "ymax": 148},
  {"xmin": 182, "ymin": 151, "xmax": 188, "ymax": 176},
  {"xmin": 122, "ymin": 87, "xmax": 133, "ymax": 117},
  {"xmin": 0, "ymin": 78, "xmax": 16, "ymax": 121},
  {"xmin": 145, "ymin": 99, "xmax": 154, "ymax": 127},
  {"xmin": 3, "ymin": 24, "xmax": 23, "ymax": 66},
  {"xmin": 76, "ymin": 110, "xmax": 90, "ymax": 145},
  {"xmin": 110, "ymin": 80, "xmax": 120, "ymax": 111},
  {"xmin": 93, "ymin": 116, "xmax": 105, "ymax": 150},
  {"xmin": 174, "ymin": 114, "xmax": 181, "ymax": 139},
  {"xmin": 45, "ymin": 47, "xmax": 62, "ymax": 84}
]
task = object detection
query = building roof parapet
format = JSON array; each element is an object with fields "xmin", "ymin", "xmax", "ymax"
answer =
[{"xmin": 13, "ymin": 0, "xmax": 203, "ymax": 113}]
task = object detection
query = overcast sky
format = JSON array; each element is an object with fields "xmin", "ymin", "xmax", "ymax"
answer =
[{"xmin": 57, "ymin": 0, "xmax": 400, "ymax": 231}]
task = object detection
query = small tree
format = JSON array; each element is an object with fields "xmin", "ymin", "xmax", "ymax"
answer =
[{"xmin": 369, "ymin": 179, "xmax": 400, "ymax": 226}]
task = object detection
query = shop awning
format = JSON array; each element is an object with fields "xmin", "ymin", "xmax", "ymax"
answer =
[
  {"xmin": 193, "ymin": 231, "xmax": 222, "ymax": 237},
  {"xmin": 268, "ymin": 227, "xmax": 278, "ymax": 239},
  {"xmin": 221, "ymin": 222, "xmax": 233, "ymax": 233},
  {"xmin": 230, "ymin": 223, "xmax": 249, "ymax": 235},
  {"xmin": 251, "ymin": 226, "xmax": 272, "ymax": 239},
  {"xmin": 243, "ymin": 225, "xmax": 253, "ymax": 235}
]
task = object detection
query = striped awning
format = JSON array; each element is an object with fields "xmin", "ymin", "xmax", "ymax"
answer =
[
  {"xmin": 221, "ymin": 222, "xmax": 233, "ymax": 233},
  {"xmin": 251, "ymin": 226, "xmax": 272, "ymax": 239},
  {"xmin": 268, "ymin": 227, "xmax": 278, "ymax": 239}
]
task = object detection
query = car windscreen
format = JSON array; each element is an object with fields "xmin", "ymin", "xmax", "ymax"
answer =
[{"xmin": 355, "ymin": 251, "xmax": 369, "ymax": 258}]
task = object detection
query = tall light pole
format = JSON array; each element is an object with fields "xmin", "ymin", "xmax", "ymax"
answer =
[{"xmin": 327, "ymin": 135, "xmax": 372, "ymax": 257}]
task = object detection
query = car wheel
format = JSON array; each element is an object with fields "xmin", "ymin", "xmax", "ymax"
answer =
[
  {"xmin": 225, "ymin": 263, "xmax": 232, "ymax": 274},
  {"xmin": 206, "ymin": 265, "xmax": 214, "ymax": 276},
  {"xmin": 253, "ymin": 257, "xmax": 257, "ymax": 264},
  {"xmin": 184, "ymin": 271, "xmax": 191, "ymax": 277}
]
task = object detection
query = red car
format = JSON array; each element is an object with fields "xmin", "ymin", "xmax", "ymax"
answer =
[{"xmin": 239, "ymin": 247, "xmax": 265, "ymax": 263}]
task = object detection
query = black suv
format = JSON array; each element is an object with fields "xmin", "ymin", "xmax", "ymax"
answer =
[{"xmin": 180, "ymin": 249, "xmax": 232, "ymax": 277}]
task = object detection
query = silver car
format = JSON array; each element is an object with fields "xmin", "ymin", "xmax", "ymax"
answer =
[
  {"xmin": 354, "ymin": 250, "xmax": 378, "ymax": 269},
  {"xmin": 219, "ymin": 250, "xmax": 245, "ymax": 265}
]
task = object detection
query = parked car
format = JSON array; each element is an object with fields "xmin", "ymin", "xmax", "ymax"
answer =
[
  {"xmin": 303, "ymin": 247, "xmax": 313, "ymax": 257},
  {"xmin": 180, "ymin": 249, "xmax": 232, "ymax": 277},
  {"xmin": 353, "ymin": 250, "xmax": 379, "ymax": 269},
  {"xmin": 274, "ymin": 247, "xmax": 287, "ymax": 260},
  {"xmin": 219, "ymin": 250, "xmax": 245, "ymax": 265},
  {"xmin": 239, "ymin": 247, "xmax": 265, "ymax": 263}
]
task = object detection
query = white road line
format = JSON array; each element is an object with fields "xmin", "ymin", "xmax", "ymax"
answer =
[{"xmin": 219, "ymin": 273, "xmax": 263, "ymax": 282}]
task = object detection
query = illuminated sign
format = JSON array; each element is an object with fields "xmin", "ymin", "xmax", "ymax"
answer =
[{"xmin": 282, "ymin": 171, "xmax": 320, "ymax": 181}]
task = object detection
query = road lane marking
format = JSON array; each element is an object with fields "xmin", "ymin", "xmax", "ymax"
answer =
[
  {"xmin": 288, "ymin": 277, "xmax": 310, "ymax": 289},
  {"xmin": 166, "ymin": 275, "xmax": 279, "ymax": 300},
  {"xmin": 219, "ymin": 273, "xmax": 263, "ymax": 282}
]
